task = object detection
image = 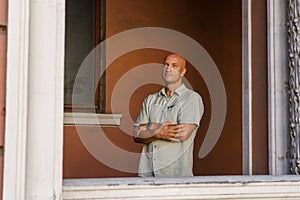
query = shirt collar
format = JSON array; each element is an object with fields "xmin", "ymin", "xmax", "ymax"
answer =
[
  {"xmin": 175, "ymin": 83, "xmax": 187, "ymax": 96},
  {"xmin": 159, "ymin": 84, "xmax": 186, "ymax": 97}
]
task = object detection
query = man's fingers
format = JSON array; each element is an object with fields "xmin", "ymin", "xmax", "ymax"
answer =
[
  {"xmin": 162, "ymin": 134, "xmax": 179, "ymax": 142},
  {"xmin": 165, "ymin": 129, "xmax": 178, "ymax": 134},
  {"xmin": 163, "ymin": 132, "xmax": 177, "ymax": 137},
  {"xmin": 166, "ymin": 126, "xmax": 185, "ymax": 134},
  {"xmin": 163, "ymin": 122, "xmax": 173, "ymax": 126},
  {"xmin": 169, "ymin": 138, "xmax": 180, "ymax": 142},
  {"xmin": 168, "ymin": 124, "xmax": 184, "ymax": 129},
  {"xmin": 159, "ymin": 123, "xmax": 186, "ymax": 141}
]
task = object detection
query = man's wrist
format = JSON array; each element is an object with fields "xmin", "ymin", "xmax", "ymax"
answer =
[
  {"xmin": 145, "ymin": 123, "xmax": 161, "ymax": 140},
  {"xmin": 146, "ymin": 123, "xmax": 152, "ymax": 130}
]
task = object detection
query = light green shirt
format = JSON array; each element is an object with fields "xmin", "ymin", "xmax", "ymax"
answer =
[{"xmin": 134, "ymin": 84, "xmax": 204, "ymax": 177}]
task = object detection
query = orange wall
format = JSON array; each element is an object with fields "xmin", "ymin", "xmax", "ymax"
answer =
[
  {"xmin": 64, "ymin": 0, "xmax": 268, "ymax": 178},
  {"xmin": 252, "ymin": 0, "xmax": 268, "ymax": 174},
  {"xmin": 64, "ymin": 126, "xmax": 140, "ymax": 177},
  {"xmin": 105, "ymin": 0, "xmax": 243, "ymax": 175},
  {"xmin": 0, "ymin": 0, "xmax": 7, "ymax": 198}
]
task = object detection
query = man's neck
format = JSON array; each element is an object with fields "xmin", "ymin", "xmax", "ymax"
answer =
[{"xmin": 165, "ymin": 82, "xmax": 182, "ymax": 97}]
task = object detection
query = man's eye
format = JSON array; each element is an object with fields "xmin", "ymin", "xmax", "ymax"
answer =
[{"xmin": 172, "ymin": 64, "xmax": 178, "ymax": 68}]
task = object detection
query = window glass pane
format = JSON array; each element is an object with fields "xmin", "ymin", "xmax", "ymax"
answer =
[{"xmin": 64, "ymin": 0, "xmax": 94, "ymax": 106}]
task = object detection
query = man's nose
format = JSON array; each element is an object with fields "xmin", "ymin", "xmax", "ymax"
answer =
[{"xmin": 165, "ymin": 65, "xmax": 172, "ymax": 71}]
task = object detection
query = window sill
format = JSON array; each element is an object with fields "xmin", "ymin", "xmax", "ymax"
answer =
[
  {"xmin": 62, "ymin": 175, "xmax": 300, "ymax": 200},
  {"xmin": 64, "ymin": 113, "xmax": 122, "ymax": 126}
]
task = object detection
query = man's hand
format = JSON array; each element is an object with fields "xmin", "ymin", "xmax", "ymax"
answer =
[
  {"xmin": 133, "ymin": 122, "xmax": 197, "ymax": 144},
  {"xmin": 154, "ymin": 123, "xmax": 181, "ymax": 142}
]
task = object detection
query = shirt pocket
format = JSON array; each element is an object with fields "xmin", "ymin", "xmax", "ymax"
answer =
[{"xmin": 165, "ymin": 104, "xmax": 181, "ymax": 123}]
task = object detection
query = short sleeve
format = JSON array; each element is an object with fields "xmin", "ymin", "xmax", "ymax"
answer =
[
  {"xmin": 178, "ymin": 93, "xmax": 204, "ymax": 126},
  {"xmin": 134, "ymin": 97, "xmax": 150, "ymax": 127}
]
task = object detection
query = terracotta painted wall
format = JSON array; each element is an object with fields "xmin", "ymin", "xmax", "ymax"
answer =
[
  {"xmin": 252, "ymin": 0, "xmax": 268, "ymax": 174},
  {"xmin": 64, "ymin": 0, "xmax": 268, "ymax": 178},
  {"xmin": 105, "ymin": 0, "xmax": 243, "ymax": 176},
  {"xmin": 0, "ymin": 0, "xmax": 7, "ymax": 197}
]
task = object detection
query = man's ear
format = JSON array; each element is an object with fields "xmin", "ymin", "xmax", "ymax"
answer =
[{"xmin": 181, "ymin": 67, "xmax": 187, "ymax": 76}]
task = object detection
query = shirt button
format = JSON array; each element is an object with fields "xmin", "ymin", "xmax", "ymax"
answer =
[{"xmin": 154, "ymin": 145, "xmax": 157, "ymax": 148}]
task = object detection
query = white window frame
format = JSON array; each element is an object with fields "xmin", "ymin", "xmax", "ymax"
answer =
[
  {"xmin": 243, "ymin": 0, "xmax": 289, "ymax": 175},
  {"xmin": 3, "ymin": 0, "xmax": 65, "ymax": 199},
  {"xmin": 2, "ymin": 0, "xmax": 294, "ymax": 199},
  {"xmin": 266, "ymin": 0, "xmax": 289, "ymax": 175}
]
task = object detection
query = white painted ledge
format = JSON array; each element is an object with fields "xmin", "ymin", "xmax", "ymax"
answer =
[
  {"xmin": 63, "ymin": 175, "xmax": 300, "ymax": 200},
  {"xmin": 64, "ymin": 113, "xmax": 122, "ymax": 126}
]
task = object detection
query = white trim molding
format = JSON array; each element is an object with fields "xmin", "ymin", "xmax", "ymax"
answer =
[
  {"xmin": 242, "ymin": 0, "xmax": 253, "ymax": 175},
  {"xmin": 267, "ymin": 0, "xmax": 289, "ymax": 175},
  {"xmin": 54, "ymin": 0, "xmax": 66, "ymax": 197},
  {"xmin": 3, "ymin": 0, "xmax": 66, "ymax": 199},
  {"xmin": 25, "ymin": 0, "xmax": 65, "ymax": 198},
  {"xmin": 3, "ymin": 0, "xmax": 30, "ymax": 199},
  {"xmin": 63, "ymin": 176, "xmax": 300, "ymax": 200},
  {"xmin": 64, "ymin": 113, "xmax": 122, "ymax": 126}
]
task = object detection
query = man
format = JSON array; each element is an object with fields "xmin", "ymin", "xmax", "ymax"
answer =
[{"xmin": 133, "ymin": 53, "xmax": 204, "ymax": 177}]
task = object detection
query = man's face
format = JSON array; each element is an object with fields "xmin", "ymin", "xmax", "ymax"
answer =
[{"xmin": 162, "ymin": 55, "xmax": 186, "ymax": 84}]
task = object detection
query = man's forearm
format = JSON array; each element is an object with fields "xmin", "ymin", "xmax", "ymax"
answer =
[
  {"xmin": 133, "ymin": 129, "xmax": 157, "ymax": 144},
  {"xmin": 133, "ymin": 122, "xmax": 181, "ymax": 144}
]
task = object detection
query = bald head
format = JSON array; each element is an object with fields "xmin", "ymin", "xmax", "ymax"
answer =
[
  {"xmin": 162, "ymin": 53, "xmax": 187, "ymax": 88},
  {"xmin": 164, "ymin": 54, "xmax": 186, "ymax": 69}
]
